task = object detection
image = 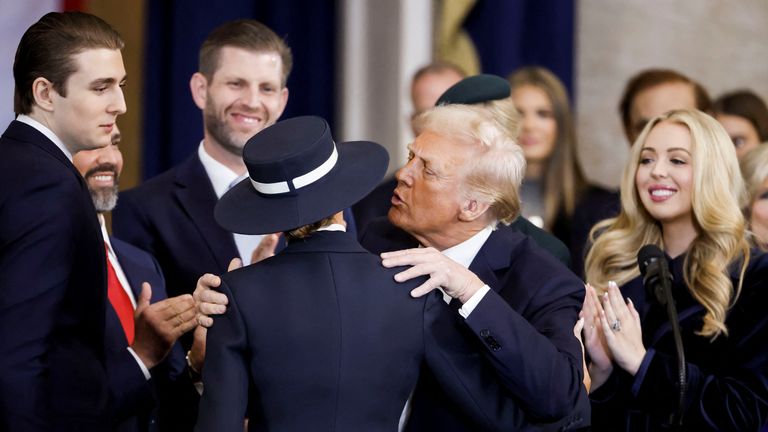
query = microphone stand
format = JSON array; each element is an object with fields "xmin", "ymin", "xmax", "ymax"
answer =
[{"xmin": 652, "ymin": 263, "xmax": 686, "ymax": 428}]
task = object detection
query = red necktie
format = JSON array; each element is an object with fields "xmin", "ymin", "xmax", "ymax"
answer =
[{"xmin": 105, "ymin": 243, "xmax": 135, "ymax": 344}]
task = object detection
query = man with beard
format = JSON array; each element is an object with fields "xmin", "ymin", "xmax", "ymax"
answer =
[
  {"xmin": 73, "ymin": 128, "xmax": 200, "ymax": 431},
  {"xmin": 113, "ymin": 20, "xmax": 294, "ymax": 309}
]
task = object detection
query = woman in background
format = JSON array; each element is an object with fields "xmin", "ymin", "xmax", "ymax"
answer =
[
  {"xmin": 713, "ymin": 89, "xmax": 768, "ymax": 159},
  {"xmin": 740, "ymin": 145, "xmax": 768, "ymax": 249},
  {"xmin": 582, "ymin": 109, "xmax": 768, "ymax": 431},
  {"xmin": 508, "ymin": 67, "xmax": 586, "ymax": 240}
]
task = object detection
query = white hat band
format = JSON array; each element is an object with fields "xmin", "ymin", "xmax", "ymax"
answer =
[{"xmin": 250, "ymin": 145, "xmax": 339, "ymax": 195}]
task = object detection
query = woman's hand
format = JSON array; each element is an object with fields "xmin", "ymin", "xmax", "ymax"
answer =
[
  {"xmin": 580, "ymin": 283, "xmax": 613, "ymax": 390},
  {"xmin": 598, "ymin": 281, "xmax": 646, "ymax": 375}
]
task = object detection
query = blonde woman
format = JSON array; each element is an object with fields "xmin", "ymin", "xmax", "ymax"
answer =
[
  {"xmin": 581, "ymin": 109, "xmax": 768, "ymax": 431},
  {"xmin": 740, "ymin": 145, "xmax": 768, "ymax": 249}
]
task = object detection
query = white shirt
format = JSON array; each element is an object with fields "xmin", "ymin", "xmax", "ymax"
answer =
[
  {"xmin": 16, "ymin": 114, "xmax": 73, "ymax": 161},
  {"xmin": 198, "ymin": 142, "xmax": 264, "ymax": 264},
  {"xmin": 439, "ymin": 226, "xmax": 493, "ymax": 318},
  {"xmin": 99, "ymin": 214, "xmax": 151, "ymax": 380}
]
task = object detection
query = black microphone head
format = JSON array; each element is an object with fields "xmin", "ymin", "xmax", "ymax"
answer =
[{"xmin": 638, "ymin": 244, "xmax": 665, "ymax": 276}]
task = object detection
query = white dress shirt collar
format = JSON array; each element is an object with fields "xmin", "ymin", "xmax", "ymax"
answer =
[
  {"xmin": 441, "ymin": 225, "xmax": 494, "ymax": 269},
  {"xmin": 16, "ymin": 114, "xmax": 72, "ymax": 161},
  {"xmin": 197, "ymin": 141, "xmax": 243, "ymax": 198},
  {"xmin": 317, "ymin": 223, "xmax": 347, "ymax": 232}
]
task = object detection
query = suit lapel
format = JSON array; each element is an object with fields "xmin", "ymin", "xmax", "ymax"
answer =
[
  {"xmin": 468, "ymin": 230, "xmax": 508, "ymax": 293},
  {"xmin": 173, "ymin": 155, "xmax": 239, "ymax": 271}
]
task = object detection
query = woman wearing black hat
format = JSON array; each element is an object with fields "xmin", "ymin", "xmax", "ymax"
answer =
[{"xmin": 195, "ymin": 116, "xmax": 522, "ymax": 432}]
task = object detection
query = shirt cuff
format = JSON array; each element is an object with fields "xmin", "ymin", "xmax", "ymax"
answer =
[
  {"xmin": 127, "ymin": 347, "xmax": 152, "ymax": 380},
  {"xmin": 458, "ymin": 284, "xmax": 491, "ymax": 318}
]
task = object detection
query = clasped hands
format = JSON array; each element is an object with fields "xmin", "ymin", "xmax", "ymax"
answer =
[{"xmin": 579, "ymin": 281, "xmax": 646, "ymax": 391}]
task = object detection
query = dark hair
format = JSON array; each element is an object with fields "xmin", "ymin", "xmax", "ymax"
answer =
[
  {"xmin": 13, "ymin": 11, "xmax": 124, "ymax": 115},
  {"xmin": 618, "ymin": 68, "xmax": 711, "ymax": 143},
  {"xmin": 509, "ymin": 66, "xmax": 586, "ymax": 227},
  {"xmin": 713, "ymin": 90, "xmax": 768, "ymax": 142},
  {"xmin": 199, "ymin": 20, "xmax": 293, "ymax": 87},
  {"xmin": 412, "ymin": 61, "xmax": 466, "ymax": 83}
]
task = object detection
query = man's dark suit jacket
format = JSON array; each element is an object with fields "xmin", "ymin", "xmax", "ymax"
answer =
[
  {"xmin": 109, "ymin": 237, "xmax": 196, "ymax": 432},
  {"xmin": 0, "ymin": 120, "xmax": 109, "ymax": 431},
  {"xmin": 197, "ymin": 231, "xmax": 540, "ymax": 432},
  {"xmin": 113, "ymin": 153, "xmax": 355, "ymax": 305},
  {"xmin": 360, "ymin": 218, "xmax": 589, "ymax": 431}
]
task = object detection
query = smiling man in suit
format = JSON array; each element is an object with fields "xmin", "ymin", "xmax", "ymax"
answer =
[
  {"xmin": 0, "ymin": 12, "xmax": 125, "ymax": 430},
  {"xmin": 72, "ymin": 128, "xmax": 199, "ymax": 431},
  {"xmin": 113, "ymin": 20, "xmax": 290, "ymax": 305}
]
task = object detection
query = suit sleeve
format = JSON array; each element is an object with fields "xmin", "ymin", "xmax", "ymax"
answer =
[
  {"xmin": 195, "ymin": 279, "xmax": 250, "ymax": 432},
  {"xmin": 423, "ymin": 293, "xmax": 530, "ymax": 431},
  {"xmin": 0, "ymin": 177, "xmax": 82, "ymax": 430},
  {"xmin": 463, "ymin": 251, "xmax": 585, "ymax": 420},
  {"xmin": 113, "ymin": 189, "xmax": 158, "ymax": 257}
]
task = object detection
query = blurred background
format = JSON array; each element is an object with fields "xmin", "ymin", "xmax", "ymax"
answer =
[{"xmin": 1, "ymin": 0, "xmax": 766, "ymax": 190}]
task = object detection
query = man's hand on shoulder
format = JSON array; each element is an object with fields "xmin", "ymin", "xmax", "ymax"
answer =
[
  {"xmin": 193, "ymin": 258, "xmax": 242, "ymax": 327},
  {"xmin": 381, "ymin": 247, "xmax": 485, "ymax": 304}
]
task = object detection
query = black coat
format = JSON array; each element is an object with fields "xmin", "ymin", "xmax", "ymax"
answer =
[{"xmin": 590, "ymin": 250, "xmax": 768, "ymax": 431}]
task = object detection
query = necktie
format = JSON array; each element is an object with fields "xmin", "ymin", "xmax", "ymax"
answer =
[{"xmin": 105, "ymin": 243, "xmax": 135, "ymax": 344}]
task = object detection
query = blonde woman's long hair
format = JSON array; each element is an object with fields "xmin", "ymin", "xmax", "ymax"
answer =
[
  {"xmin": 508, "ymin": 67, "xmax": 587, "ymax": 231},
  {"xmin": 584, "ymin": 109, "xmax": 750, "ymax": 338}
]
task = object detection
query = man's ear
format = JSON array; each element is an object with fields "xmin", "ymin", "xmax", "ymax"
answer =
[
  {"xmin": 190, "ymin": 72, "xmax": 209, "ymax": 110},
  {"xmin": 458, "ymin": 197, "xmax": 491, "ymax": 222},
  {"xmin": 275, "ymin": 86, "xmax": 289, "ymax": 119},
  {"xmin": 31, "ymin": 77, "xmax": 56, "ymax": 112}
]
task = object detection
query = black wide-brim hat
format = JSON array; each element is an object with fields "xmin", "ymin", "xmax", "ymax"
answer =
[{"xmin": 215, "ymin": 116, "xmax": 388, "ymax": 235}]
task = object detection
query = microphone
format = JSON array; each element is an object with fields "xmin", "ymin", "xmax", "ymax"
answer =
[
  {"xmin": 638, "ymin": 245, "xmax": 672, "ymax": 306},
  {"xmin": 637, "ymin": 244, "xmax": 686, "ymax": 428}
]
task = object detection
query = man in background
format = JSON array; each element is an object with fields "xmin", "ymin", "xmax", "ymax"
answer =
[
  {"xmin": 113, "ymin": 20, "xmax": 291, "ymax": 312},
  {"xmin": 73, "ymin": 128, "xmax": 200, "ymax": 431}
]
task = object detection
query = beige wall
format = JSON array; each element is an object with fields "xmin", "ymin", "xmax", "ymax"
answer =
[
  {"xmin": 576, "ymin": 0, "xmax": 768, "ymax": 188},
  {"xmin": 87, "ymin": 0, "xmax": 145, "ymax": 191}
]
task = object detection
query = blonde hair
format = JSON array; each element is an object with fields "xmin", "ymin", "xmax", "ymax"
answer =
[
  {"xmin": 508, "ymin": 67, "xmax": 587, "ymax": 231},
  {"xmin": 739, "ymin": 144, "xmax": 768, "ymax": 248},
  {"xmin": 585, "ymin": 109, "xmax": 750, "ymax": 338},
  {"xmin": 413, "ymin": 104, "xmax": 526, "ymax": 225}
]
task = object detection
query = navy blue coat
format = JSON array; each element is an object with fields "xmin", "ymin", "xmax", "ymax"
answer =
[
  {"xmin": 0, "ymin": 121, "xmax": 109, "ymax": 431},
  {"xmin": 108, "ymin": 237, "xmax": 195, "ymax": 432},
  {"xmin": 590, "ymin": 250, "xmax": 768, "ymax": 431},
  {"xmin": 360, "ymin": 218, "xmax": 588, "ymax": 431},
  {"xmin": 197, "ymin": 231, "xmax": 535, "ymax": 432},
  {"xmin": 113, "ymin": 154, "xmax": 245, "ymax": 302}
]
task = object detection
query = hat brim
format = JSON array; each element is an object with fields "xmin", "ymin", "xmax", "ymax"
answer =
[{"xmin": 215, "ymin": 141, "xmax": 388, "ymax": 235}]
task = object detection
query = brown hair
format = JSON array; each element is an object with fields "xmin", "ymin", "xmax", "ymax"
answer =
[
  {"xmin": 13, "ymin": 11, "xmax": 124, "ymax": 115},
  {"xmin": 199, "ymin": 20, "xmax": 293, "ymax": 87},
  {"xmin": 285, "ymin": 216, "xmax": 335, "ymax": 242},
  {"xmin": 508, "ymin": 66, "xmax": 587, "ymax": 229},
  {"xmin": 714, "ymin": 90, "xmax": 768, "ymax": 142},
  {"xmin": 619, "ymin": 68, "xmax": 711, "ymax": 143}
]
